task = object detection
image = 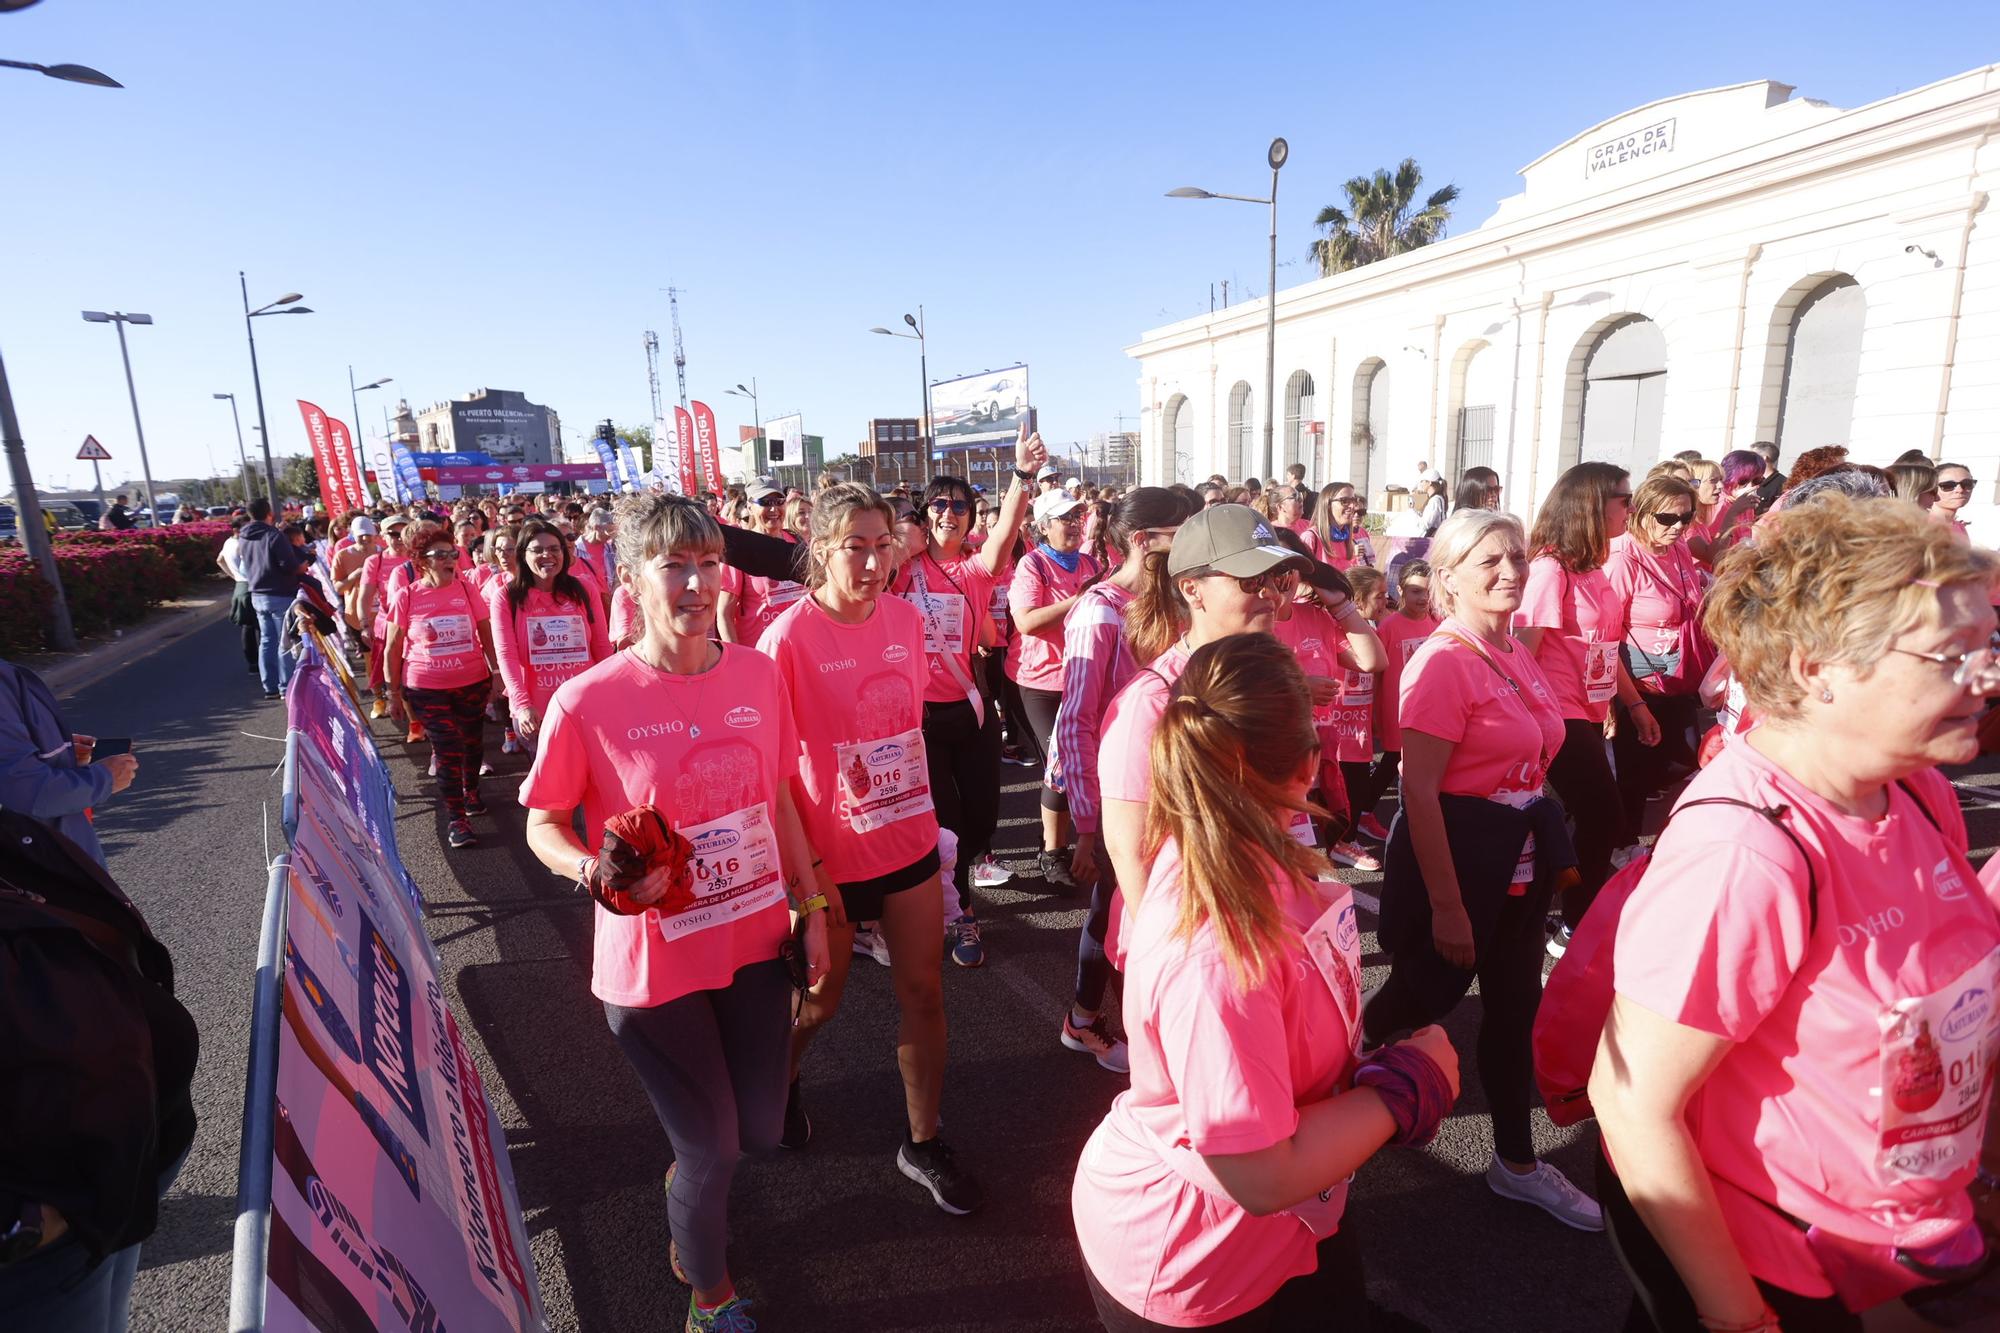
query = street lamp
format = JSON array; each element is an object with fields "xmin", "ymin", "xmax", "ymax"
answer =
[
  {"xmin": 1169, "ymin": 136, "xmax": 1288, "ymax": 482},
  {"xmin": 214, "ymin": 392, "xmax": 252, "ymax": 504},
  {"xmin": 349, "ymin": 368, "xmax": 391, "ymax": 502},
  {"xmin": 80, "ymin": 310, "xmax": 160, "ymax": 526},
  {"xmin": 724, "ymin": 379, "xmax": 760, "ymax": 477},
  {"xmin": 870, "ymin": 307, "xmax": 931, "ymax": 479},
  {"xmin": 240, "ymin": 276, "xmax": 311, "ymax": 507},
  {"xmin": 0, "ymin": 58, "xmax": 122, "ymax": 88}
]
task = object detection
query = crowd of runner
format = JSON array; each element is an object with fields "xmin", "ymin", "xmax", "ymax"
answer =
[{"xmin": 240, "ymin": 430, "xmax": 2000, "ymax": 1332}]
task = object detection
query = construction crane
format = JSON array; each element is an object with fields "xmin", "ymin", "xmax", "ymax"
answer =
[
  {"xmin": 665, "ymin": 285, "xmax": 690, "ymax": 410},
  {"xmin": 643, "ymin": 330, "xmax": 663, "ymax": 425}
]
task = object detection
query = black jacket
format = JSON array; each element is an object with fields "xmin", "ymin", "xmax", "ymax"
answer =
[
  {"xmin": 0, "ymin": 812, "xmax": 198, "ymax": 1258},
  {"xmin": 235, "ymin": 520, "xmax": 308, "ymax": 597},
  {"xmin": 1378, "ymin": 793, "xmax": 1576, "ymax": 956}
]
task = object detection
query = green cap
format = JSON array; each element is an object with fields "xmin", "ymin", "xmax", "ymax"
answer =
[{"xmin": 1167, "ymin": 504, "xmax": 1308, "ymax": 579}]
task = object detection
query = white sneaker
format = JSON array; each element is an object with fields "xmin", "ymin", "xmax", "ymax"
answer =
[
  {"xmin": 970, "ymin": 855, "xmax": 1011, "ymax": 888},
  {"xmin": 1061, "ymin": 1012, "xmax": 1130, "ymax": 1074},
  {"xmin": 1484, "ymin": 1155, "xmax": 1603, "ymax": 1231},
  {"xmin": 851, "ymin": 922, "xmax": 892, "ymax": 967},
  {"xmin": 1609, "ymin": 842, "xmax": 1647, "ymax": 870}
]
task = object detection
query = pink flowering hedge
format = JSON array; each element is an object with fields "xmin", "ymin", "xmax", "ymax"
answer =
[{"xmin": 1, "ymin": 520, "xmax": 232, "ymax": 656}]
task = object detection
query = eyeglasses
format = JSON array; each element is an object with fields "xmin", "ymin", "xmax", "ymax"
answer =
[
  {"xmin": 1204, "ymin": 567, "xmax": 1299, "ymax": 597},
  {"xmin": 928, "ymin": 499, "xmax": 970, "ymax": 516},
  {"xmin": 1889, "ymin": 631, "xmax": 2000, "ymax": 689},
  {"xmin": 1939, "ymin": 479, "xmax": 1978, "ymax": 493},
  {"xmin": 1653, "ymin": 511, "xmax": 1694, "ymax": 528}
]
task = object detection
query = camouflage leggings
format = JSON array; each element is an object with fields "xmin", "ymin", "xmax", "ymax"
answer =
[{"xmin": 403, "ymin": 678, "xmax": 488, "ymax": 817}]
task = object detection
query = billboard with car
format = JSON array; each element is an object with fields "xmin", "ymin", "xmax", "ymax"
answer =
[{"xmin": 930, "ymin": 364, "xmax": 1030, "ymax": 449}]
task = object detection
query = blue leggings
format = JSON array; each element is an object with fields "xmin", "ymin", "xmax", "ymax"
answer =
[{"xmin": 605, "ymin": 957, "xmax": 793, "ymax": 1291}]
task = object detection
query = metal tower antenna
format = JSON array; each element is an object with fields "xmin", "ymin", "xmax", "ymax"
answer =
[
  {"xmin": 643, "ymin": 330, "xmax": 663, "ymax": 424},
  {"xmin": 664, "ymin": 285, "xmax": 690, "ymax": 410}
]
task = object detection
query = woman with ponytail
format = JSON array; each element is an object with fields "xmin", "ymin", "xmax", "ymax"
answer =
[
  {"xmin": 1048, "ymin": 487, "xmax": 1188, "ymax": 1073},
  {"xmin": 1073, "ymin": 633, "xmax": 1458, "ymax": 1330}
]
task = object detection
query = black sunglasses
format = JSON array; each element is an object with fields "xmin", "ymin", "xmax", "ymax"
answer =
[
  {"xmin": 755, "ymin": 496, "xmax": 783, "ymax": 508},
  {"xmin": 1939, "ymin": 479, "xmax": 1978, "ymax": 493},
  {"xmin": 1652, "ymin": 511, "xmax": 1694, "ymax": 528},
  {"xmin": 929, "ymin": 499, "xmax": 970, "ymax": 516}
]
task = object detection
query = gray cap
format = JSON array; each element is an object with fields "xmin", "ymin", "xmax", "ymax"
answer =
[
  {"xmin": 1167, "ymin": 504, "xmax": 1307, "ymax": 579},
  {"xmin": 747, "ymin": 483, "xmax": 783, "ymax": 503}
]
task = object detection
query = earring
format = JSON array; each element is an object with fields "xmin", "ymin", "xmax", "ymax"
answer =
[{"xmin": 1819, "ymin": 688, "xmax": 1834, "ymax": 703}]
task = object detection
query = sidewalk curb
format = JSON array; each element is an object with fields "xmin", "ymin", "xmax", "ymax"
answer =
[{"xmin": 35, "ymin": 592, "xmax": 232, "ymax": 699}]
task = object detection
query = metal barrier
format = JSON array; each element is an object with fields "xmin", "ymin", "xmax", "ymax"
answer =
[{"xmin": 227, "ymin": 729, "xmax": 297, "ymax": 1333}]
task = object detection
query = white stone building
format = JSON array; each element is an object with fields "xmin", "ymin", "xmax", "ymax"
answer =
[{"xmin": 1129, "ymin": 67, "xmax": 2000, "ymax": 537}]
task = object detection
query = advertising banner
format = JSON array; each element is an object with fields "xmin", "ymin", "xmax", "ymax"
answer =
[
  {"xmin": 690, "ymin": 400, "xmax": 723, "ymax": 492},
  {"xmin": 391, "ymin": 444, "xmax": 426, "ymax": 502},
  {"xmin": 295, "ymin": 401, "xmax": 345, "ymax": 515},
  {"xmin": 372, "ymin": 443, "xmax": 404, "ymax": 504},
  {"xmin": 588, "ymin": 432, "xmax": 620, "ymax": 488},
  {"xmin": 673, "ymin": 407, "xmax": 698, "ymax": 495},
  {"xmin": 931, "ymin": 364, "xmax": 1031, "ymax": 449},
  {"xmin": 406, "ymin": 452, "xmax": 497, "ymax": 467},
  {"xmin": 327, "ymin": 415, "xmax": 371, "ymax": 513},
  {"xmin": 432, "ymin": 463, "xmax": 605, "ymax": 484},
  {"xmin": 616, "ymin": 438, "xmax": 642, "ymax": 491},
  {"xmin": 268, "ymin": 645, "xmax": 542, "ymax": 1331},
  {"xmin": 652, "ymin": 414, "xmax": 679, "ymax": 492},
  {"xmin": 765, "ymin": 413, "xmax": 803, "ymax": 469}
]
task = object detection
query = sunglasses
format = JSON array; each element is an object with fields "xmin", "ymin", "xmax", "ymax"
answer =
[
  {"xmin": 1205, "ymin": 567, "xmax": 1299, "ymax": 597},
  {"xmin": 1939, "ymin": 479, "xmax": 1978, "ymax": 493},
  {"xmin": 929, "ymin": 499, "xmax": 970, "ymax": 516},
  {"xmin": 755, "ymin": 496, "xmax": 783, "ymax": 508},
  {"xmin": 421, "ymin": 548, "xmax": 457, "ymax": 560},
  {"xmin": 1609, "ymin": 491, "xmax": 1634, "ymax": 504},
  {"xmin": 1653, "ymin": 511, "xmax": 1695, "ymax": 528}
]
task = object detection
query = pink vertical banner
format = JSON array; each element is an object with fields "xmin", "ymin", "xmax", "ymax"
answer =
[
  {"xmin": 294, "ymin": 401, "xmax": 344, "ymax": 515},
  {"xmin": 326, "ymin": 415, "xmax": 370, "ymax": 513},
  {"xmin": 690, "ymin": 400, "xmax": 723, "ymax": 493},
  {"xmin": 673, "ymin": 405, "xmax": 699, "ymax": 494}
]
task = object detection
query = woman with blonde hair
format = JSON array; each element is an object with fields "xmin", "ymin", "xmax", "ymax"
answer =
[
  {"xmin": 1886, "ymin": 460, "xmax": 1940, "ymax": 510},
  {"xmin": 1594, "ymin": 496, "xmax": 2000, "ymax": 1331},
  {"xmin": 1605, "ymin": 474, "xmax": 1708, "ymax": 830},
  {"xmin": 1073, "ymin": 633, "xmax": 1458, "ymax": 1329}
]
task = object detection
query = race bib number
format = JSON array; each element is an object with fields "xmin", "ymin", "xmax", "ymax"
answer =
[
  {"xmin": 526, "ymin": 613, "xmax": 589, "ymax": 667},
  {"xmin": 835, "ymin": 726, "xmax": 934, "ymax": 833},
  {"xmin": 766, "ymin": 581, "xmax": 807, "ymax": 612},
  {"xmin": 1876, "ymin": 947, "xmax": 2000, "ymax": 1183},
  {"xmin": 1340, "ymin": 668, "xmax": 1375, "ymax": 708},
  {"xmin": 909, "ymin": 590, "xmax": 968, "ymax": 658},
  {"xmin": 424, "ymin": 613, "xmax": 474, "ymax": 654},
  {"xmin": 1401, "ymin": 636, "xmax": 1429, "ymax": 665},
  {"xmin": 650, "ymin": 802, "xmax": 787, "ymax": 940},
  {"xmin": 1584, "ymin": 640, "xmax": 1619, "ymax": 703},
  {"xmin": 1288, "ymin": 809, "xmax": 1318, "ymax": 849}
]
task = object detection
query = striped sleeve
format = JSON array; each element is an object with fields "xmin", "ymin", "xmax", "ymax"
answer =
[{"xmin": 1052, "ymin": 593, "xmax": 1126, "ymax": 834}]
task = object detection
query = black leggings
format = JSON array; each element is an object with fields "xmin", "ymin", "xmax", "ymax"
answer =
[
  {"xmin": 923, "ymin": 697, "xmax": 1001, "ymax": 912},
  {"xmin": 1073, "ymin": 833, "xmax": 1114, "ymax": 1013},
  {"xmin": 1361, "ymin": 751, "xmax": 1402, "ymax": 816},
  {"xmin": 1596, "ymin": 1155, "xmax": 1859, "ymax": 1332},
  {"xmin": 1338, "ymin": 762, "xmax": 1373, "ymax": 825},
  {"xmin": 1612, "ymin": 693, "xmax": 1700, "ymax": 831},
  {"xmin": 1361, "ymin": 881, "xmax": 1552, "ymax": 1165},
  {"xmin": 1084, "ymin": 1224, "xmax": 1365, "ymax": 1331},
  {"xmin": 1019, "ymin": 684, "xmax": 1068, "ymax": 816},
  {"xmin": 1546, "ymin": 717, "xmax": 1632, "ymax": 928},
  {"xmin": 985, "ymin": 651, "xmax": 1035, "ymax": 758}
]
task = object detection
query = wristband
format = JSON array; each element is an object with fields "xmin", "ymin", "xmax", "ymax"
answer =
[
  {"xmin": 576, "ymin": 854, "xmax": 595, "ymax": 884},
  {"xmin": 1014, "ymin": 468, "xmax": 1035, "ymax": 482},
  {"xmin": 1353, "ymin": 1043, "xmax": 1455, "ymax": 1148},
  {"xmin": 796, "ymin": 892, "xmax": 830, "ymax": 917}
]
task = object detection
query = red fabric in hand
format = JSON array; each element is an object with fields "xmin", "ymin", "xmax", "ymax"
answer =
[{"xmin": 587, "ymin": 806, "xmax": 693, "ymax": 916}]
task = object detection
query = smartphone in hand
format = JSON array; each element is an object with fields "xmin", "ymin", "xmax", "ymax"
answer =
[{"xmin": 92, "ymin": 737, "xmax": 133, "ymax": 758}]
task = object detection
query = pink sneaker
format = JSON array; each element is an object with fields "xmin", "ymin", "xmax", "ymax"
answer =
[
  {"xmin": 1357, "ymin": 814, "xmax": 1391, "ymax": 842},
  {"xmin": 1328, "ymin": 840, "xmax": 1382, "ymax": 872}
]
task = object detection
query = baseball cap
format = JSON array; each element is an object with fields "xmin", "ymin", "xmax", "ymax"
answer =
[
  {"xmin": 1033, "ymin": 491, "xmax": 1085, "ymax": 525},
  {"xmin": 747, "ymin": 483, "xmax": 783, "ymax": 503},
  {"xmin": 1063, "ymin": 477, "xmax": 1082, "ymax": 493},
  {"xmin": 382, "ymin": 514, "xmax": 411, "ymax": 530},
  {"xmin": 1167, "ymin": 504, "xmax": 1308, "ymax": 579},
  {"xmin": 1034, "ymin": 464, "xmax": 1059, "ymax": 481},
  {"xmin": 348, "ymin": 516, "xmax": 378, "ymax": 537}
]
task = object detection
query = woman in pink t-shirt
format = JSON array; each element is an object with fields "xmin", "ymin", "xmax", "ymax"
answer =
[
  {"xmin": 717, "ymin": 484, "xmax": 806, "ymax": 644},
  {"xmin": 358, "ymin": 514, "xmax": 413, "ymax": 718},
  {"xmin": 1518, "ymin": 460, "xmax": 1658, "ymax": 929},
  {"xmin": 1593, "ymin": 496, "xmax": 2000, "ymax": 1331},
  {"xmin": 520, "ymin": 494, "xmax": 832, "ymax": 1331},
  {"xmin": 385, "ymin": 521, "xmax": 498, "ymax": 849},
  {"xmin": 489, "ymin": 518, "xmax": 611, "ymax": 755},
  {"xmin": 757, "ymin": 483, "xmax": 984, "ymax": 1217},
  {"xmin": 1302, "ymin": 483, "xmax": 1357, "ymax": 568},
  {"xmin": 1074, "ymin": 634, "xmax": 1459, "ymax": 1329},
  {"xmin": 1365, "ymin": 558, "xmax": 1440, "ymax": 836},
  {"xmin": 1360, "ymin": 509, "xmax": 1601, "ymax": 1232}
]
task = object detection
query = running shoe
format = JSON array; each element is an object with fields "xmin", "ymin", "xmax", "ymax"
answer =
[
  {"xmin": 484, "ymin": 698, "xmax": 502, "ymax": 722},
  {"xmin": 1484, "ymin": 1155, "xmax": 1603, "ymax": 1231},
  {"xmin": 1061, "ymin": 1012, "xmax": 1130, "ymax": 1074},
  {"xmin": 663, "ymin": 1163, "xmax": 689, "ymax": 1284},
  {"xmin": 1328, "ymin": 841, "xmax": 1382, "ymax": 872},
  {"xmin": 896, "ymin": 1134, "xmax": 984, "ymax": 1215},
  {"xmin": 851, "ymin": 922, "xmax": 893, "ymax": 967},
  {"xmin": 370, "ymin": 697, "xmax": 389, "ymax": 720},
  {"xmin": 428, "ymin": 753, "xmax": 439, "ymax": 777},
  {"xmin": 1038, "ymin": 848, "xmax": 1078, "ymax": 891},
  {"xmin": 478, "ymin": 760, "xmax": 495, "ymax": 777},
  {"xmin": 501, "ymin": 729, "xmax": 520, "ymax": 755},
  {"xmin": 969, "ymin": 855, "xmax": 1012, "ymax": 888},
  {"xmin": 1000, "ymin": 745, "xmax": 1032, "ymax": 767},
  {"xmin": 446, "ymin": 818, "xmax": 476, "ymax": 849},
  {"xmin": 1546, "ymin": 924, "xmax": 1571, "ymax": 960},
  {"xmin": 685, "ymin": 1296, "xmax": 757, "ymax": 1332},
  {"xmin": 1357, "ymin": 813, "xmax": 1391, "ymax": 842},
  {"xmin": 949, "ymin": 912, "xmax": 985, "ymax": 968},
  {"xmin": 406, "ymin": 723, "xmax": 425, "ymax": 745},
  {"xmin": 779, "ymin": 1078, "xmax": 811, "ymax": 1150},
  {"xmin": 463, "ymin": 791, "xmax": 488, "ymax": 817}
]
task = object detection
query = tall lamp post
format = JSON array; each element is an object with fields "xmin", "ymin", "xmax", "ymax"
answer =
[
  {"xmin": 0, "ymin": 58, "xmax": 121, "ymax": 88},
  {"xmin": 80, "ymin": 310, "xmax": 160, "ymax": 525},
  {"xmin": 214, "ymin": 392, "xmax": 252, "ymax": 504},
  {"xmin": 1169, "ymin": 136, "xmax": 1288, "ymax": 483},
  {"xmin": 349, "ymin": 368, "xmax": 392, "ymax": 502},
  {"xmin": 239, "ymin": 276, "xmax": 312, "ymax": 507},
  {"xmin": 724, "ymin": 380, "xmax": 760, "ymax": 477},
  {"xmin": 870, "ymin": 307, "xmax": 931, "ymax": 478}
]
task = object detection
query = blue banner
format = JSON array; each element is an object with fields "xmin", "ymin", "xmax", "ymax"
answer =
[
  {"xmin": 404, "ymin": 451, "xmax": 496, "ymax": 467},
  {"xmin": 391, "ymin": 444, "xmax": 426, "ymax": 501},
  {"xmin": 616, "ymin": 439, "xmax": 642, "ymax": 491},
  {"xmin": 589, "ymin": 434, "xmax": 620, "ymax": 488}
]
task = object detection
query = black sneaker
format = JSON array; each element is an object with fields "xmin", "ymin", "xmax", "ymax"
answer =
[
  {"xmin": 463, "ymin": 791, "xmax": 489, "ymax": 817},
  {"xmin": 1038, "ymin": 848, "xmax": 1077, "ymax": 892},
  {"xmin": 779, "ymin": 1077, "xmax": 811, "ymax": 1150},
  {"xmin": 1000, "ymin": 745, "xmax": 1032, "ymax": 767},
  {"xmin": 897, "ymin": 1133, "xmax": 983, "ymax": 1215},
  {"xmin": 446, "ymin": 818, "xmax": 477, "ymax": 849}
]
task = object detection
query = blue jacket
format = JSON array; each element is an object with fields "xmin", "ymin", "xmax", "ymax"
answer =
[
  {"xmin": 235, "ymin": 520, "xmax": 308, "ymax": 597},
  {"xmin": 0, "ymin": 660, "xmax": 112, "ymax": 866}
]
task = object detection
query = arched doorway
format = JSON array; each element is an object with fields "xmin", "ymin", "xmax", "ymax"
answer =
[
  {"xmin": 1226, "ymin": 381, "xmax": 1252, "ymax": 482},
  {"xmin": 1575, "ymin": 315, "xmax": 1667, "ymax": 480},
  {"xmin": 1351, "ymin": 359, "xmax": 1388, "ymax": 498},
  {"xmin": 1773, "ymin": 275, "xmax": 1864, "ymax": 453},
  {"xmin": 1283, "ymin": 370, "xmax": 1316, "ymax": 479},
  {"xmin": 1448, "ymin": 340, "xmax": 1499, "ymax": 482},
  {"xmin": 1163, "ymin": 394, "xmax": 1193, "ymax": 484}
]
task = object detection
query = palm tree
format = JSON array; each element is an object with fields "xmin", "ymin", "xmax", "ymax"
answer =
[{"xmin": 1309, "ymin": 158, "xmax": 1461, "ymax": 277}]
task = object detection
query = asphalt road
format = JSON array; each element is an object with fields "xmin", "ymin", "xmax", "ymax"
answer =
[{"xmin": 85, "ymin": 613, "xmax": 2000, "ymax": 1331}]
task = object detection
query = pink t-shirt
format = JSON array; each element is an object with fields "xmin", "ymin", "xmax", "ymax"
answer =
[
  {"xmin": 989, "ymin": 558, "xmax": 1016, "ymax": 644},
  {"xmin": 389, "ymin": 578, "xmax": 489, "ymax": 691},
  {"xmin": 900, "ymin": 550, "xmax": 997, "ymax": 706},
  {"xmin": 1399, "ymin": 619, "xmax": 1562, "ymax": 801},
  {"xmin": 1520, "ymin": 555, "xmax": 1628, "ymax": 723},
  {"xmin": 518, "ymin": 646, "xmax": 797, "ymax": 1008},
  {"xmin": 1604, "ymin": 533, "xmax": 1703, "ymax": 693},
  {"xmin": 723, "ymin": 537, "xmax": 808, "ymax": 645},
  {"xmin": 1099, "ymin": 641, "xmax": 1194, "ymax": 808},
  {"xmin": 609, "ymin": 584, "xmax": 639, "ymax": 645},
  {"xmin": 757, "ymin": 594, "xmax": 940, "ymax": 885},
  {"xmin": 1374, "ymin": 612, "xmax": 1439, "ymax": 751},
  {"xmin": 1073, "ymin": 841, "xmax": 1360, "ymax": 1325},
  {"xmin": 487, "ymin": 582, "xmax": 613, "ymax": 714},
  {"xmin": 1009, "ymin": 546, "xmax": 1102, "ymax": 692},
  {"xmin": 1615, "ymin": 747, "xmax": 2000, "ymax": 1294},
  {"xmin": 1271, "ymin": 604, "xmax": 1362, "ymax": 760},
  {"xmin": 364, "ymin": 553, "xmax": 417, "ymax": 635}
]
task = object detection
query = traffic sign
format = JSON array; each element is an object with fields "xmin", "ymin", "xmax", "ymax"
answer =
[{"xmin": 76, "ymin": 434, "xmax": 112, "ymax": 461}]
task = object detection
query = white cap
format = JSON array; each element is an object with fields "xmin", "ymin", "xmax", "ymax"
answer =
[
  {"xmin": 1033, "ymin": 491, "xmax": 1085, "ymax": 525},
  {"xmin": 1035, "ymin": 464, "xmax": 1059, "ymax": 481},
  {"xmin": 348, "ymin": 516, "xmax": 378, "ymax": 537},
  {"xmin": 1063, "ymin": 476, "xmax": 1082, "ymax": 493}
]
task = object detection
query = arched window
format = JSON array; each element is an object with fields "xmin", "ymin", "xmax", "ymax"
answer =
[
  {"xmin": 1351, "ymin": 359, "xmax": 1388, "ymax": 497},
  {"xmin": 1448, "ymin": 340, "xmax": 1499, "ymax": 482},
  {"xmin": 1163, "ymin": 393, "xmax": 1192, "ymax": 485},
  {"xmin": 1774, "ymin": 276, "xmax": 1864, "ymax": 453},
  {"xmin": 1283, "ymin": 370, "xmax": 1316, "ymax": 477},
  {"xmin": 1572, "ymin": 314, "xmax": 1667, "ymax": 479},
  {"xmin": 1226, "ymin": 381, "xmax": 1252, "ymax": 482}
]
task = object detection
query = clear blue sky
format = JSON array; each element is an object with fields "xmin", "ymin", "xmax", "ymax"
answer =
[{"xmin": 2, "ymin": 0, "xmax": 1990, "ymax": 492}]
